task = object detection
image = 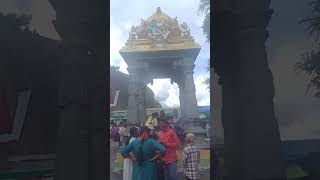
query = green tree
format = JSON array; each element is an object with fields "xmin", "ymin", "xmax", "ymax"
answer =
[
  {"xmin": 198, "ymin": 0, "xmax": 210, "ymax": 90},
  {"xmin": 295, "ymin": 0, "xmax": 320, "ymax": 97}
]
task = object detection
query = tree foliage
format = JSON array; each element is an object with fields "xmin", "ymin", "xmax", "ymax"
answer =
[
  {"xmin": 199, "ymin": 0, "xmax": 210, "ymax": 43},
  {"xmin": 295, "ymin": 51, "xmax": 320, "ymax": 97},
  {"xmin": 295, "ymin": 0, "xmax": 320, "ymax": 97},
  {"xmin": 198, "ymin": 0, "xmax": 210, "ymax": 90},
  {"xmin": 299, "ymin": 0, "xmax": 320, "ymax": 41}
]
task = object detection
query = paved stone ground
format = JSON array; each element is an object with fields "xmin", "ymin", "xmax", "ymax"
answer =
[{"xmin": 110, "ymin": 140, "xmax": 121, "ymax": 180}]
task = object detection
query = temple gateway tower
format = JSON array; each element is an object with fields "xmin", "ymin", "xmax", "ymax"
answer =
[{"xmin": 120, "ymin": 7, "xmax": 200, "ymax": 130}]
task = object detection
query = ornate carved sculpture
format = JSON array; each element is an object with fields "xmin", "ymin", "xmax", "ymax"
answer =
[
  {"xmin": 137, "ymin": 18, "xmax": 148, "ymax": 38},
  {"xmin": 147, "ymin": 19, "xmax": 171, "ymax": 48},
  {"xmin": 120, "ymin": 7, "xmax": 199, "ymax": 51},
  {"xmin": 126, "ymin": 26, "xmax": 138, "ymax": 48},
  {"xmin": 181, "ymin": 22, "xmax": 190, "ymax": 37}
]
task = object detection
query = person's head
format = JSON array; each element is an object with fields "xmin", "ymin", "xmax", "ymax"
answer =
[
  {"xmin": 185, "ymin": 133, "xmax": 196, "ymax": 144},
  {"xmin": 129, "ymin": 127, "xmax": 139, "ymax": 138},
  {"xmin": 160, "ymin": 110, "xmax": 165, "ymax": 117},
  {"xmin": 136, "ymin": 126, "xmax": 150, "ymax": 166},
  {"xmin": 159, "ymin": 118, "xmax": 169, "ymax": 130},
  {"xmin": 152, "ymin": 112, "xmax": 158, "ymax": 118},
  {"xmin": 139, "ymin": 126, "xmax": 151, "ymax": 137}
]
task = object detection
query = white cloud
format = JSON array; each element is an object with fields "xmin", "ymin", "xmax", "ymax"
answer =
[
  {"xmin": 147, "ymin": 79, "xmax": 180, "ymax": 107},
  {"xmin": 119, "ymin": 60, "xmax": 128, "ymax": 74},
  {"xmin": 147, "ymin": 75, "xmax": 210, "ymax": 108},
  {"xmin": 194, "ymin": 76, "xmax": 210, "ymax": 106},
  {"xmin": 110, "ymin": 0, "xmax": 210, "ymax": 107}
]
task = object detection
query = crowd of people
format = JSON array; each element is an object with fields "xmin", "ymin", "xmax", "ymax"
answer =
[{"xmin": 117, "ymin": 113, "xmax": 201, "ymax": 180}]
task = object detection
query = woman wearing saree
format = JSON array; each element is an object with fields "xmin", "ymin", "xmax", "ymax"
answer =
[
  {"xmin": 121, "ymin": 126, "xmax": 166, "ymax": 180},
  {"xmin": 123, "ymin": 127, "xmax": 139, "ymax": 180}
]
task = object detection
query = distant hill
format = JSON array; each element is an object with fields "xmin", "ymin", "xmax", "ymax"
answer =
[{"xmin": 110, "ymin": 67, "xmax": 162, "ymax": 110}]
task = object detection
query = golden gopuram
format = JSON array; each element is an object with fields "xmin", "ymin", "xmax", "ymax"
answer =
[
  {"xmin": 120, "ymin": 7, "xmax": 205, "ymax": 142},
  {"xmin": 120, "ymin": 7, "xmax": 201, "ymax": 52}
]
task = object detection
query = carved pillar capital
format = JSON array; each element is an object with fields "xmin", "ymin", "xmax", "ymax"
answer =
[{"xmin": 182, "ymin": 65, "xmax": 195, "ymax": 73}]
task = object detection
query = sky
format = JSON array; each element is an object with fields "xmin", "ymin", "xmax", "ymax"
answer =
[
  {"xmin": 0, "ymin": 0, "xmax": 59, "ymax": 40},
  {"xmin": 267, "ymin": 0, "xmax": 320, "ymax": 140},
  {"xmin": 110, "ymin": 0, "xmax": 210, "ymax": 107}
]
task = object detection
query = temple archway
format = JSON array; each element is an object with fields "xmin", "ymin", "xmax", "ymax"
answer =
[{"xmin": 119, "ymin": 7, "xmax": 200, "ymax": 133}]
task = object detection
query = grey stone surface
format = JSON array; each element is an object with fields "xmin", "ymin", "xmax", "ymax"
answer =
[
  {"xmin": 214, "ymin": 0, "xmax": 285, "ymax": 179},
  {"xmin": 120, "ymin": 49, "xmax": 201, "ymax": 126},
  {"xmin": 50, "ymin": 0, "xmax": 108, "ymax": 180}
]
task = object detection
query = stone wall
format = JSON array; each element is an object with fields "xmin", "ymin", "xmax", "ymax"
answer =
[{"xmin": 0, "ymin": 15, "xmax": 62, "ymax": 156}]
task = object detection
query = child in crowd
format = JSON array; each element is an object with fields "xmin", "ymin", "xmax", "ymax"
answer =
[{"xmin": 183, "ymin": 133, "xmax": 200, "ymax": 180}]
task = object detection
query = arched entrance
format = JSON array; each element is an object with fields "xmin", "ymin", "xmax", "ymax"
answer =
[{"xmin": 120, "ymin": 8, "xmax": 200, "ymax": 133}]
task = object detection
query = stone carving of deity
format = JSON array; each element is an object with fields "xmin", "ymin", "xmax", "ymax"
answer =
[
  {"xmin": 136, "ymin": 19, "xmax": 148, "ymax": 38},
  {"xmin": 147, "ymin": 20, "xmax": 171, "ymax": 48},
  {"xmin": 129, "ymin": 26, "xmax": 137, "ymax": 41},
  {"xmin": 126, "ymin": 26, "xmax": 138, "ymax": 48},
  {"xmin": 173, "ymin": 17, "xmax": 179, "ymax": 26},
  {"xmin": 181, "ymin": 22, "xmax": 191, "ymax": 38}
]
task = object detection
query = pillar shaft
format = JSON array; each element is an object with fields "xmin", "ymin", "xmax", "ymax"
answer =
[
  {"xmin": 127, "ymin": 70, "xmax": 139, "ymax": 125},
  {"xmin": 127, "ymin": 68, "xmax": 146, "ymax": 125},
  {"xmin": 53, "ymin": 1, "xmax": 108, "ymax": 179},
  {"xmin": 181, "ymin": 65, "xmax": 198, "ymax": 120},
  {"xmin": 137, "ymin": 85, "xmax": 146, "ymax": 124},
  {"xmin": 214, "ymin": 0, "xmax": 285, "ymax": 178},
  {"xmin": 178, "ymin": 82, "xmax": 185, "ymax": 118}
]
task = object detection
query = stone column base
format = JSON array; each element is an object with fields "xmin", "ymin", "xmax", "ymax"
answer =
[
  {"xmin": 0, "ymin": 143, "xmax": 10, "ymax": 171},
  {"xmin": 183, "ymin": 119, "xmax": 210, "ymax": 149}
]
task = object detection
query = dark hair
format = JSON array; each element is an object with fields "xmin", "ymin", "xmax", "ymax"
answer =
[
  {"xmin": 160, "ymin": 110, "xmax": 165, "ymax": 117},
  {"xmin": 158, "ymin": 117, "xmax": 169, "ymax": 124},
  {"xmin": 136, "ymin": 126, "xmax": 150, "ymax": 166},
  {"xmin": 125, "ymin": 127, "xmax": 139, "ymax": 146},
  {"xmin": 152, "ymin": 112, "xmax": 158, "ymax": 118},
  {"xmin": 139, "ymin": 126, "xmax": 150, "ymax": 135}
]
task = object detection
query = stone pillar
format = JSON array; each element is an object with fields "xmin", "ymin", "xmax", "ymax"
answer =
[
  {"xmin": 0, "ymin": 62, "xmax": 10, "ymax": 171},
  {"xmin": 55, "ymin": 46, "xmax": 90, "ymax": 180},
  {"xmin": 212, "ymin": 73, "xmax": 224, "ymax": 145},
  {"xmin": 214, "ymin": 0, "xmax": 285, "ymax": 179},
  {"xmin": 234, "ymin": 7, "xmax": 285, "ymax": 179},
  {"xmin": 127, "ymin": 67, "xmax": 147, "ymax": 125},
  {"xmin": 86, "ymin": 17, "xmax": 108, "ymax": 180},
  {"xmin": 175, "ymin": 79, "xmax": 185, "ymax": 119},
  {"xmin": 181, "ymin": 65, "xmax": 198, "ymax": 120},
  {"xmin": 137, "ymin": 79, "xmax": 146, "ymax": 124},
  {"xmin": 44, "ymin": 1, "xmax": 108, "ymax": 180},
  {"xmin": 127, "ymin": 68, "xmax": 139, "ymax": 125},
  {"xmin": 178, "ymin": 64, "xmax": 199, "ymax": 136}
]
